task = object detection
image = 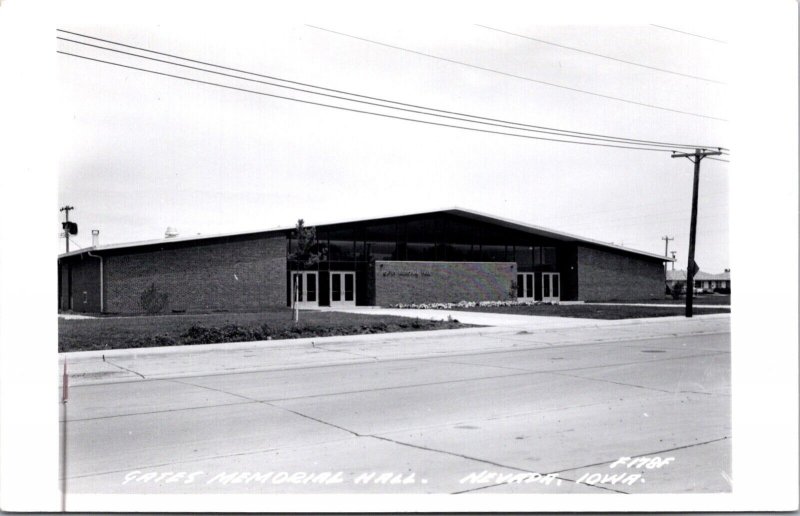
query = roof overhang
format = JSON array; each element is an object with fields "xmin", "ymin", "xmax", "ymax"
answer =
[{"xmin": 58, "ymin": 207, "xmax": 675, "ymax": 262}]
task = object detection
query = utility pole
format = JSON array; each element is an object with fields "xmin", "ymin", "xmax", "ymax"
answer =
[
  {"xmin": 671, "ymin": 148, "xmax": 722, "ymax": 317},
  {"xmin": 661, "ymin": 235, "xmax": 674, "ymax": 277},
  {"xmin": 60, "ymin": 205, "xmax": 74, "ymax": 253}
]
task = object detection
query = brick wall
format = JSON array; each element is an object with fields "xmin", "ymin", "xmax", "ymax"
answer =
[
  {"xmin": 104, "ymin": 236, "xmax": 286, "ymax": 314},
  {"xmin": 59, "ymin": 262, "xmax": 68, "ymax": 311},
  {"xmin": 374, "ymin": 261, "xmax": 517, "ymax": 306},
  {"xmin": 58, "ymin": 257, "xmax": 101, "ymax": 312},
  {"xmin": 577, "ymin": 246, "xmax": 665, "ymax": 301}
]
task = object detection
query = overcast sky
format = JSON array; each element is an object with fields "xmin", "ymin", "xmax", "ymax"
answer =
[{"xmin": 57, "ymin": 10, "xmax": 731, "ymax": 271}]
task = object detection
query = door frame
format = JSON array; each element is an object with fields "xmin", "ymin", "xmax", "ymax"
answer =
[
  {"xmin": 290, "ymin": 271, "xmax": 319, "ymax": 308},
  {"xmin": 541, "ymin": 272, "xmax": 561, "ymax": 303},
  {"xmin": 517, "ymin": 272, "xmax": 535, "ymax": 302},
  {"xmin": 329, "ymin": 271, "xmax": 356, "ymax": 307}
]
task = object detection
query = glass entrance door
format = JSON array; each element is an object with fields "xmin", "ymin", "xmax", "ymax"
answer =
[
  {"xmin": 330, "ymin": 271, "xmax": 356, "ymax": 307},
  {"xmin": 541, "ymin": 272, "xmax": 560, "ymax": 303},
  {"xmin": 517, "ymin": 273, "xmax": 535, "ymax": 301},
  {"xmin": 290, "ymin": 271, "xmax": 318, "ymax": 308}
]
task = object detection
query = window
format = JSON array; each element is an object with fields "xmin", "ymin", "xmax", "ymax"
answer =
[
  {"xmin": 331, "ymin": 273, "xmax": 341, "ymax": 302},
  {"xmin": 329, "ymin": 240, "xmax": 355, "ymax": 261},
  {"xmin": 481, "ymin": 245, "xmax": 507, "ymax": 261},
  {"xmin": 542, "ymin": 247, "xmax": 557, "ymax": 265},
  {"xmin": 306, "ymin": 273, "xmax": 316, "ymax": 302},
  {"xmin": 406, "ymin": 242, "xmax": 435, "ymax": 260},
  {"xmin": 344, "ymin": 273, "xmax": 354, "ymax": 302},
  {"xmin": 368, "ymin": 241, "xmax": 395, "ymax": 261},
  {"xmin": 516, "ymin": 246, "xmax": 533, "ymax": 269},
  {"xmin": 447, "ymin": 244, "xmax": 473, "ymax": 262}
]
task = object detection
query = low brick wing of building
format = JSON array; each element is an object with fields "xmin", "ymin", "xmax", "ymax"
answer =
[{"xmin": 58, "ymin": 207, "xmax": 674, "ymax": 314}]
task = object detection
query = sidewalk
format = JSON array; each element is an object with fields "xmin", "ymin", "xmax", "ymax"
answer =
[
  {"xmin": 60, "ymin": 314, "xmax": 730, "ymax": 387},
  {"xmin": 583, "ymin": 302, "xmax": 731, "ymax": 308}
]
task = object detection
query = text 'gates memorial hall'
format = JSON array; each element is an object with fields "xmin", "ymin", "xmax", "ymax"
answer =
[{"xmin": 57, "ymin": 208, "xmax": 674, "ymax": 314}]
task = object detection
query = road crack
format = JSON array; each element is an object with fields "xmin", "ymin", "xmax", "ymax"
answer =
[
  {"xmin": 313, "ymin": 344, "xmax": 378, "ymax": 360},
  {"xmin": 164, "ymin": 379, "xmax": 625, "ymax": 493},
  {"xmin": 366, "ymin": 435, "xmax": 627, "ymax": 495},
  {"xmin": 103, "ymin": 358, "xmax": 146, "ymax": 379},
  {"xmin": 545, "ymin": 371, "xmax": 675, "ymax": 394}
]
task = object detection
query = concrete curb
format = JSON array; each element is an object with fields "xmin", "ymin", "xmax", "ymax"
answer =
[
  {"xmin": 60, "ymin": 325, "xmax": 509, "ymax": 359},
  {"xmin": 583, "ymin": 302, "xmax": 731, "ymax": 308},
  {"xmin": 60, "ymin": 313, "xmax": 730, "ymax": 360}
]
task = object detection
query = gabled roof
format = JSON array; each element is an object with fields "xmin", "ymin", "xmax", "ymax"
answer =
[
  {"xmin": 667, "ymin": 270, "xmax": 731, "ymax": 281},
  {"xmin": 58, "ymin": 206, "xmax": 674, "ymax": 262},
  {"xmin": 443, "ymin": 207, "xmax": 672, "ymax": 261}
]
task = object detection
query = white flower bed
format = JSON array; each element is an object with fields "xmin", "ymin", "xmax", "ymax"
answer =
[{"xmin": 388, "ymin": 299, "xmax": 556, "ymax": 309}]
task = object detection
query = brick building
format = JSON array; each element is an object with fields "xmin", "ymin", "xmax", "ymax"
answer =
[{"xmin": 57, "ymin": 208, "xmax": 673, "ymax": 314}]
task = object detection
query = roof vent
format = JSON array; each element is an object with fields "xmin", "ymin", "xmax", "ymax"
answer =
[{"xmin": 165, "ymin": 227, "xmax": 179, "ymax": 238}]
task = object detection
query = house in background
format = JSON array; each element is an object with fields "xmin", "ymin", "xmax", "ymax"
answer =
[{"xmin": 666, "ymin": 269, "xmax": 731, "ymax": 294}]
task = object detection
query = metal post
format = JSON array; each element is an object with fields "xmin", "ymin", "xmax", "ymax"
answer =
[
  {"xmin": 293, "ymin": 274, "xmax": 299, "ymax": 323},
  {"xmin": 60, "ymin": 358, "xmax": 68, "ymax": 511}
]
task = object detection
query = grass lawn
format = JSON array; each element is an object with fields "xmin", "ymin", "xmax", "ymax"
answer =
[
  {"xmin": 59, "ymin": 309, "xmax": 468, "ymax": 352},
  {"xmin": 449, "ymin": 304, "xmax": 730, "ymax": 319},
  {"xmin": 600, "ymin": 295, "xmax": 730, "ymax": 306}
]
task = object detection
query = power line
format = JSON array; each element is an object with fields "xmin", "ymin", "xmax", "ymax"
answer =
[
  {"xmin": 555, "ymin": 210, "xmax": 729, "ymax": 231},
  {"xmin": 553, "ymin": 211, "xmax": 728, "ymax": 232},
  {"xmin": 650, "ymin": 25, "xmax": 727, "ymax": 44},
  {"xmin": 57, "ymin": 36, "xmax": 704, "ymax": 153},
  {"xmin": 706, "ymin": 157, "xmax": 730, "ymax": 162},
  {"xmin": 57, "ymin": 29, "xmax": 727, "ymax": 151},
  {"xmin": 306, "ymin": 25, "xmax": 727, "ymax": 122},
  {"xmin": 58, "ymin": 50, "xmax": 703, "ymax": 154},
  {"xmin": 475, "ymin": 25, "xmax": 724, "ymax": 84},
  {"xmin": 541, "ymin": 198, "xmax": 729, "ymax": 225}
]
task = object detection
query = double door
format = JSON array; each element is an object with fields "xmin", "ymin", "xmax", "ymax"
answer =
[
  {"xmin": 329, "ymin": 271, "xmax": 355, "ymax": 307},
  {"xmin": 290, "ymin": 271, "xmax": 318, "ymax": 309},
  {"xmin": 541, "ymin": 272, "xmax": 560, "ymax": 303},
  {"xmin": 516, "ymin": 272, "xmax": 560, "ymax": 303},
  {"xmin": 291, "ymin": 271, "xmax": 356, "ymax": 308}
]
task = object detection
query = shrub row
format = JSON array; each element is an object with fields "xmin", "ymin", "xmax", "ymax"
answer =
[{"xmin": 122, "ymin": 319, "xmax": 458, "ymax": 347}]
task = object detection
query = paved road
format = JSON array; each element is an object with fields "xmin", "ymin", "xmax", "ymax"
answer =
[{"xmin": 60, "ymin": 316, "xmax": 730, "ymax": 499}]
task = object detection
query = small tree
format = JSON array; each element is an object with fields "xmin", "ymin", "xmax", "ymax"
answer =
[
  {"xmin": 288, "ymin": 219, "xmax": 326, "ymax": 322},
  {"xmin": 288, "ymin": 219, "xmax": 326, "ymax": 266}
]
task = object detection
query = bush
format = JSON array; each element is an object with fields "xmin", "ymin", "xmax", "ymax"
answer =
[
  {"xmin": 140, "ymin": 283, "xmax": 169, "ymax": 314},
  {"xmin": 175, "ymin": 318, "xmax": 464, "ymax": 345},
  {"xmin": 668, "ymin": 283, "xmax": 685, "ymax": 300}
]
